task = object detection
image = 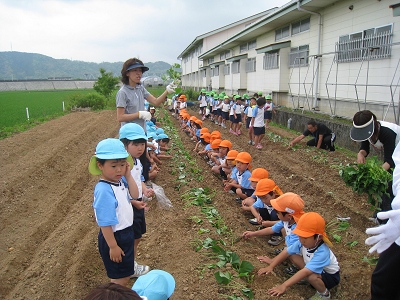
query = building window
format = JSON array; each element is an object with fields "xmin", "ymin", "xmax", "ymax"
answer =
[
  {"xmin": 289, "ymin": 45, "xmax": 309, "ymax": 67},
  {"xmin": 240, "ymin": 40, "xmax": 257, "ymax": 53},
  {"xmin": 291, "ymin": 18, "xmax": 310, "ymax": 35},
  {"xmin": 246, "ymin": 57, "xmax": 256, "ymax": 73},
  {"xmin": 232, "ymin": 61, "xmax": 240, "ymax": 74},
  {"xmin": 220, "ymin": 50, "xmax": 230, "ymax": 60},
  {"xmin": 212, "ymin": 67, "xmax": 219, "ymax": 77},
  {"xmin": 202, "ymin": 70, "xmax": 206, "ymax": 78},
  {"xmin": 275, "ymin": 25, "xmax": 290, "ymax": 41},
  {"xmin": 223, "ymin": 64, "xmax": 230, "ymax": 75},
  {"xmin": 263, "ymin": 51, "xmax": 279, "ymax": 70},
  {"xmin": 336, "ymin": 24, "xmax": 393, "ymax": 62}
]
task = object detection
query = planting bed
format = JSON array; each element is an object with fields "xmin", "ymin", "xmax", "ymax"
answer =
[{"xmin": 0, "ymin": 109, "xmax": 377, "ymax": 299}]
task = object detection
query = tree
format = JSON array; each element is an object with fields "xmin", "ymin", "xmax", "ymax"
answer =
[{"xmin": 93, "ymin": 68, "xmax": 120, "ymax": 100}]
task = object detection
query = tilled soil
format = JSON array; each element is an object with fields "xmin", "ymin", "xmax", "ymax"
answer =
[{"xmin": 0, "ymin": 109, "xmax": 377, "ymax": 299}]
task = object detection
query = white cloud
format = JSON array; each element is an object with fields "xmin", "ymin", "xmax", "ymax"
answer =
[{"xmin": 0, "ymin": 0, "xmax": 289, "ymax": 64}]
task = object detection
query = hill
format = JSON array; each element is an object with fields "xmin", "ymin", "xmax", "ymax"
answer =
[{"xmin": 0, "ymin": 51, "xmax": 171, "ymax": 80}]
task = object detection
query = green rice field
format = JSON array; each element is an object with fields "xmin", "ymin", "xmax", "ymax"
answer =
[{"xmin": 0, "ymin": 89, "xmax": 95, "ymax": 128}]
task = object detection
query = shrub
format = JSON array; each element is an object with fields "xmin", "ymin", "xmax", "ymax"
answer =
[{"xmin": 65, "ymin": 93, "xmax": 106, "ymax": 111}]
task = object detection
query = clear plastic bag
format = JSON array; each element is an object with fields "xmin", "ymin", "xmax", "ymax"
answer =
[{"xmin": 151, "ymin": 182, "xmax": 173, "ymax": 209}]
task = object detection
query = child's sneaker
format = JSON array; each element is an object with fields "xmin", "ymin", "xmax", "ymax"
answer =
[
  {"xmin": 308, "ymin": 291, "xmax": 331, "ymax": 299},
  {"xmin": 248, "ymin": 140, "xmax": 252, "ymax": 145},
  {"xmin": 273, "ymin": 247, "xmax": 284, "ymax": 255},
  {"xmin": 256, "ymin": 143, "xmax": 263, "ymax": 149},
  {"xmin": 251, "ymin": 141, "xmax": 255, "ymax": 145},
  {"xmin": 284, "ymin": 264, "xmax": 299, "ymax": 276},
  {"xmin": 268, "ymin": 235, "xmax": 284, "ymax": 246},
  {"xmin": 131, "ymin": 261, "xmax": 150, "ymax": 278},
  {"xmin": 215, "ymin": 121, "xmax": 219, "ymax": 125},
  {"xmin": 237, "ymin": 130, "xmax": 241, "ymax": 135},
  {"xmin": 229, "ymin": 129, "xmax": 234, "ymax": 134},
  {"xmin": 249, "ymin": 218, "xmax": 259, "ymax": 225}
]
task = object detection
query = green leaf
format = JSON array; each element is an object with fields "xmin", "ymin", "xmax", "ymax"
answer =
[
  {"xmin": 241, "ymin": 288, "xmax": 254, "ymax": 299},
  {"xmin": 214, "ymin": 271, "xmax": 233, "ymax": 285},
  {"xmin": 238, "ymin": 261, "xmax": 255, "ymax": 274}
]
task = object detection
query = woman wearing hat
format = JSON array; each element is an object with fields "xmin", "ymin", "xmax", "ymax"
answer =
[
  {"xmin": 116, "ymin": 58, "xmax": 176, "ymax": 129},
  {"xmin": 350, "ymin": 110, "xmax": 400, "ymax": 214}
]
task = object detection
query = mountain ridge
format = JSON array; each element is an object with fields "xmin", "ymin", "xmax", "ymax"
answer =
[{"xmin": 0, "ymin": 51, "xmax": 171, "ymax": 80}]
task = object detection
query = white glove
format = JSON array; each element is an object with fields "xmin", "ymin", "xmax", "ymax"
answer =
[
  {"xmin": 166, "ymin": 84, "xmax": 176, "ymax": 94},
  {"xmin": 365, "ymin": 209, "xmax": 400, "ymax": 253},
  {"xmin": 138, "ymin": 111, "xmax": 151, "ymax": 121}
]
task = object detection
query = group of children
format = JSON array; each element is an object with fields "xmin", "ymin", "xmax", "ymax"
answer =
[
  {"xmin": 176, "ymin": 102, "xmax": 340, "ymax": 299},
  {"xmin": 172, "ymin": 90, "xmax": 276, "ymax": 149},
  {"xmin": 89, "ymin": 99, "xmax": 340, "ymax": 299},
  {"xmin": 89, "ymin": 115, "xmax": 173, "ymax": 290}
]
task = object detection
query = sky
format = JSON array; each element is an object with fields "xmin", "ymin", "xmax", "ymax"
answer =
[{"xmin": 0, "ymin": 0, "xmax": 289, "ymax": 65}]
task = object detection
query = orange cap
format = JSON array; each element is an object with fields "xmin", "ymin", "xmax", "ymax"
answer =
[
  {"xmin": 226, "ymin": 150, "xmax": 239, "ymax": 160},
  {"xmin": 235, "ymin": 152, "xmax": 252, "ymax": 164},
  {"xmin": 270, "ymin": 192, "xmax": 305, "ymax": 222},
  {"xmin": 253, "ymin": 178, "xmax": 283, "ymax": 196},
  {"xmin": 200, "ymin": 128, "xmax": 209, "ymax": 134},
  {"xmin": 210, "ymin": 130, "xmax": 222, "ymax": 138},
  {"xmin": 189, "ymin": 116, "xmax": 196, "ymax": 121},
  {"xmin": 219, "ymin": 140, "xmax": 232, "ymax": 150},
  {"xmin": 293, "ymin": 212, "xmax": 332, "ymax": 247},
  {"xmin": 210, "ymin": 139, "xmax": 222, "ymax": 149},
  {"xmin": 201, "ymin": 132, "xmax": 211, "ymax": 143},
  {"xmin": 194, "ymin": 119, "xmax": 203, "ymax": 126},
  {"xmin": 248, "ymin": 168, "xmax": 269, "ymax": 182}
]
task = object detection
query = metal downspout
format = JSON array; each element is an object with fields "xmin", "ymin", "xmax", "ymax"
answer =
[{"xmin": 297, "ymin": 0, "xmax": 322, "ymax": 108}]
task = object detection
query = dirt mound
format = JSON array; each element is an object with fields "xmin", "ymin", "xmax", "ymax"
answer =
[{"xmin": 0, "ymin": 110, "xmax": 376, "ymax": 299}]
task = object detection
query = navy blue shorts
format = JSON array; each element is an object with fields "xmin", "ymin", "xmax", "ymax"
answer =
[
  {"xmin": 253, "ymin": 126, "xmax": 265, "ymax": 136},
  {"xmin": 98, "ymin": 225, "xmax": 135, "ymax": 279},
  {"xmin": 222, "ymin": 111, "xmax": 229, "ymax": 120},
  {"xmin": 133, "ymin": 204, "xmax": 146, "ymax": 239},
  {"xmin": 229, "ymin": 115, "xmax": 235, "ymax": 123},
  {"xmin": 217, "ymin": 109, "xmax": 222, "ymax": 116},
  {"xmin": 321, "ymin": 271, "xmax": 340, "ymax": 290},
  {"xmin": 264, "ymin": 111, "xmax": 272, "ymax": 120},
  {"xmin": 246, "ymin": 117, "xmax": 251, "ymax": 128},
  {"xmin": 232, "ymin": 115, "xmax": 242, "ymax": 124}
]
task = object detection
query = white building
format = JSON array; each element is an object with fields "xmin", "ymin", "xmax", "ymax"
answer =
[{"xmin": 178, "ymin": 0, "xmax": 400, "ymax": 123}]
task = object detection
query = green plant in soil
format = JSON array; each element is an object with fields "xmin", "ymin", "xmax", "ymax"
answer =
[{"xmin": 339, "ymin": 156, "xmax": 392, "ymax": 211}]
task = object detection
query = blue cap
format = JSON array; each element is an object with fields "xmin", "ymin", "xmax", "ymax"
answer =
[
  {"xmin": 88, "ymin": 138, "xmax": 132, "ymax": 175},
  {"xmin": 126, "ymin": 62, "xmax": 149, "ymax": 72},
  {"xmin": 157, "ymin": 133, "xmax": 168, "ymax": 140},
  {"xmin": 132, "ymin": 270, "xmax": 175, "ymax": 300},
  {"xmin": 148, "ymin": 132, "xmax": 158, "ymax": 140},
  {"xmin": 119, "ymin": 123, "xmax": 147, "ymax": 141},
  {"xmin": 156, "ymin": 128, "xmax": 164, "ymax": 135}
]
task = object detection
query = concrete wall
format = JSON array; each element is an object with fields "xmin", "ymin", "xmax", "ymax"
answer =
[
  {"xmin": 274, "ymin": 109, "xmax": 383, "ymax": 158},
  {"xmin": 0, "ymin": 80, "xmax": 95, "ymax": 91}
]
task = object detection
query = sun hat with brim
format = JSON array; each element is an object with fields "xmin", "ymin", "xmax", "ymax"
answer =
[
  {"xmin": 234, "ymin": 95, "xmax": 241, "ymax": 100},
  {"xmin": 210, "ymin": 139, "xmax": 222, "ymax": 149},
  {"xmin": 126, "ymin": 62, "xmax": 149, "ymax": 73},
  {"xmin": 226, "ymin": 150, "xmax": 239, "ymax": 160},
  {"xmin": 235, "ymin": 152, "xmax": 252, "ymax": 164},
  {"xmin": 156, "ymin": 128, "xmax": 165, "ymax": 135},
  {"xmin": 200, "ymin": 128, "xmax": 209, "ymax": 134},
  {"xmin": 219, "ymin": 140, "xmax": 232, "ymax": 150},
  {"xmin": 253, "ymin": 178, "xmax": 283, "ymax": 196},
  {"xmin": 132, "ymin": 269, "xmax": 175, "ymax": 300},
  {"xmin": 119, "ymin": 123, "xmax": 147, "ymax": 141},
  {"xmin": 265, "ymin": 94, "xmax": 272, "ymax": 100},
  {"xmin": 293, "ymin": 212, "xmax": 333, "ymax": 247},
  {"xmin": 350, "ymin": 115, "xmax": 375, "ymax": 142},
  {"xmin": 194, "ymin": 119, "xmax": 203, "ymax": 126},
  {"xmin": 242, "ymin": 93, "xmax": 250, "ymax": 100},
  {"xmin": 200, "ymin": 132, "xmax": 211, "ymax": 143},
  {"xmin": 88, "ymin": 138, "xmax": 133, "ymax": 175},
  {"xmin": 248, "ymin": 168, "xmax": 269, "ymax": 182},
  {"xmin": 270, "ymin": 192, "xmax": 305, "ymax": 222},
  {"xmin": 157, "ymin": 133, "xmax": 169, "ymax": 140}
]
